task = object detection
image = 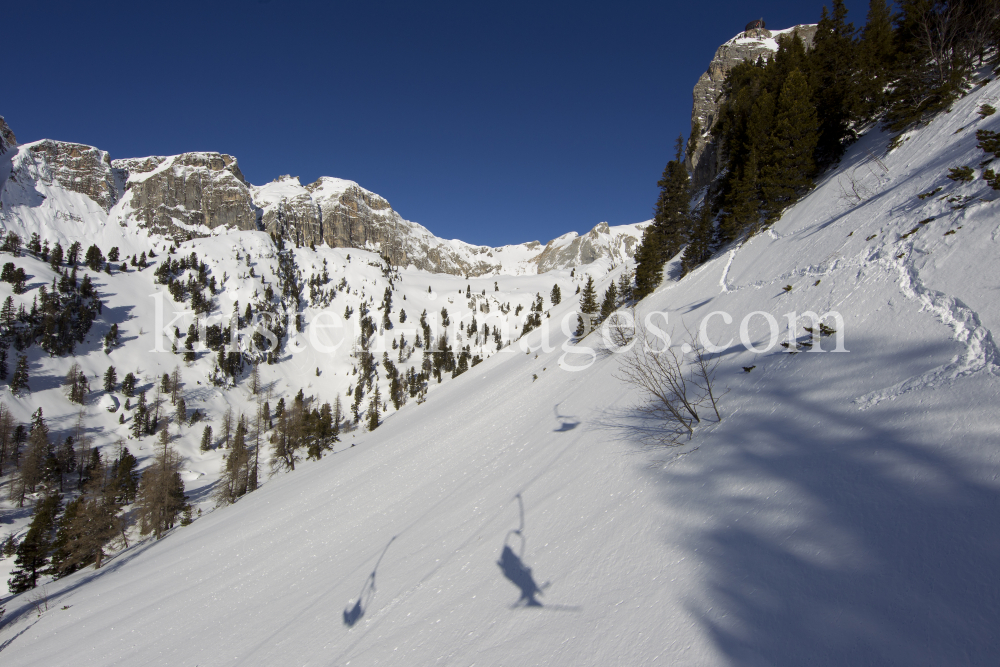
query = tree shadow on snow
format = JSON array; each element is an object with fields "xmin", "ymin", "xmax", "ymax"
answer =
[{"xmin": 641, "ymin": 334, "xmax": 1000, "ymax": 666}]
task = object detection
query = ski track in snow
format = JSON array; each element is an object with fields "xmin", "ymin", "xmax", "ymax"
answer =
[{"xmin": 854, "ymin": 252, "xmax": 1000, "ymax": 409}]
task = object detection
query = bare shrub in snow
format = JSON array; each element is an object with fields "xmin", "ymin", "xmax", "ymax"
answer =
[{"xmin": 615, "ymin": 330, "xmax": 723, "ymax": 446}]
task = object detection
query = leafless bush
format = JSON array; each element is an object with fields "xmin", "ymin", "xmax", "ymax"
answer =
[
  {"xmin": 603, "ymin": 307, "xmax": 637, "ymax": 350},
  {"xmin": 614, "ymin": 330, "xmax": 724, "ymax": 446},
  {"xmin": 838, "ymin": 152, "xmax": 890, "ymax": 207}
]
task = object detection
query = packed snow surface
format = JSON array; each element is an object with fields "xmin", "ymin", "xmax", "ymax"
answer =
[{"xmin": 2, "ymin": 78, "xmax": 1000, "ymax": 665}]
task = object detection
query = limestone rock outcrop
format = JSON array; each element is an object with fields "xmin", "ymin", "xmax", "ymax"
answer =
[
  {"xmin": 253, "ymin": 176, "xmax": 644, "ymax": 276},
  {"xmin": 686, "ymin": 23, "xmax": 817, "ymax": 190},
  {"xmin": 533, "ymin": 222, "xmax": 643, "ymax": 274},
  {"xmin": 114, "ymin": 152, "xmax": 259, "ymax": 238},
  {"xmin": 0, "ymin": 116, "xmax": 16, "ymax": 154},
  {"xmin": 16, "ymin": 140, "xmax": 121, "ymax": 211}
]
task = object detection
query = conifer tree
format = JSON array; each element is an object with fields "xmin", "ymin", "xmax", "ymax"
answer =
[
  {"xmin": 121, "ymin": 372, "xmax": 136, "ymax": 397},
  {"xmin": 222, "ymin": 406, "xmax": 233, "ymax": 449},
  {"xmin": 579, "ymin": 276, "xmax": 598, "ymax": 314},
  {"xmin": 136, "ymin": 428, "xmax": 185, "ymax": 539},
  {"xmin": 217, "ymin": 415, "xmax": 249, "ymax": 504},
  {"xmin": 854, "ymin": 0, "xmax": 896, "ymax": 118},
  {"xmin": 550, "ymin": 284, "xmax": 561, "ymax": 305},
  {"xmin": 722, "ymin": 148, "xmax": 762, "ymax": 241},
  {"xmin": 332, "ymin": 395, "xmax": 342, "ymax": 438},
  {"xmin": 51, "ymin": 463, "xmax": 121, "ymax": 573},
  {"xmin": 1, "ymin": 295, "xmax": 15, "ymax": 329},
  {"xmin": 761, "ymin": 69, "xmax": 819, "ymax": 221},
  {"xmin": 19, "ymin": 416, "xmax": 52, "ymax": 497},
  {"xmin": 682, "ymin": 204, "xmax": 716, "ymax": 276},
  {"xmin": 175, "ymin": 395, "xmax": 187, "ymax": 426},
  {"xmin": 367, "ymin": 385, "xmax": 381, "ymax": 431},
  {"xmin": 10, "ymin": 354, "xmax": 29, "ymax": 395},
  {"xmin": 7, "ymin": 493, "xmax": 61, "ymax": 593},
  {"xmin": 65, "ymin": 362, "xmax": 89, "ymax": 404},
  {"xmin": 103, "ymin": 365, "xmax": 117, "ymax": 393},
  {"xmin": 201, "ymin": 425, "xmax": 213, "ymax": 452},
  {"xmin": 600, "ymin": 282, "xmax": 618, "ymax": 321},
  {"xmin": 808, "ymin": 0, "xmax": 858, "ymax": 165},
  {"xmin": 49, "ymin": 242, "xmax": 64, "ymax": 269},
  {"xmin": 634, "ymin": 137, "xmax": 691, "ymax": 298},
  {"xmin": 0, "ymin": 403, "xmax": 15, "ymax": 476},
  {"xmin": 616, "ymin": 271, "xmax": 634, "ymax": 305}
]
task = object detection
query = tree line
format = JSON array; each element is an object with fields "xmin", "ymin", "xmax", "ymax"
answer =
[{"xmin": 633, "ymin": 0, "xmax": 1000, "ymax": 298}]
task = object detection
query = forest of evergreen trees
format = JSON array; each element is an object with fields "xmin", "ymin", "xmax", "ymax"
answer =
[{"xmin": 633, "ymin": 0, "xmax": 1000, "ymax": 297}]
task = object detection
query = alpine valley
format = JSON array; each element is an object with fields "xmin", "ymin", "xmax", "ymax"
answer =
[{"xmin": 1, "ymin": 13, "xmax": 999, "ymax": 667}]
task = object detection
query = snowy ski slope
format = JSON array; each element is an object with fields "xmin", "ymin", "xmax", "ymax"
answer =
[{"xmin": 1, "ymin": 76, "xmax": 1000, "ymax": 666}]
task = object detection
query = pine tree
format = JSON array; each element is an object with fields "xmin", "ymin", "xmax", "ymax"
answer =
[
  {"xmin": 131, "ymin": 392, "xmax": 147, "ymax": 440},
  {"xmin": 550, "ymin": 284, "xmax": 561, "ymax": 305},
  {"xmin": 222, "ymin": 406, "xmax": 233, "ymax": 449},
  {"xmin": 136, "ymin": 429, "xmax": 185, "ymax": 539},
  {"xmin": 616, "ymin": 271, "xmax": 634, "ymax": 305},
  {"xmin": 854, "ymin": 0, "xmax": 896, "ymax": 119},
  {"xmin": 722, "ymin": 148, "xmax": 762, "ymax": 241},
  {"xmin": 367, "ymin": 385, "xmax": 381, "ymax": 431},
  {"xmin": 1, "ymin": 295, "xmax": 14, "ymax": 329},
  {"xmin": 200, "ymin": 425, "xmax": 213, "ymax": 452},
  {"xmin": 579, "ymin": 276, "xmax": 598, "ymax": 314},
  {"xmin": 599, "ymin": 282, "xmax": 618, "ymax": 321},
  {"xmin": 175, "ymin": 395, "xmax": 187, "ymax": 426},
  {"xmin": 49, "ymin": 242, "xmax": 64, "ymax": 269},
  {"xmin": 10, "ymin": 354, "xmax": 29, "ymax": 395},
  {"xmin": 682, "ymin": 204, "xmax": 716, "ymax": 276},
  {"xmin": 808, "ymin": 0, "xmax": 858, "ymax": 165},
  {"xmin": 51, "ymin": 467, "xmax": 121, "ymax": 573},
  {"xmin": 20, "ymin": 416, "xmax": 52, "ymax": 497},
  {"xmin": 8, "ymin": 493, "xmax": 61, "ymax": 594},
  {"xmin": 761, "ymin": 69, "xmax": 819, "ymax": 222},
  {"xmin": 332, "ymin": 395, "xmax": 342, "ymax": 438},
  {"xmin": 217, "ymin": 415, "xmax": 249, "ymax": 505},
  {"xmin": 103, "ymin": 365, "xmax": 117, "ymax": 393},
  {"xmin": 634, "ymin": 137, "xmax": 691, "ymax": 298},
  {"xmin": 65, "ymin": 362, "xmax": 89, "ymax": 404},
  {"xmin": 121, "ymin": 371, "xmax": 136, "ymax": 397},
  {"xmin": 0, "ymin": 403, "xmax": 15, "ymax": 477}
]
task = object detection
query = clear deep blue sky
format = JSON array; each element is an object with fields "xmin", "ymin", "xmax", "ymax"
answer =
[{"xmin": 5, "ymin": 0, "xmax": 871, "ymax": 246}]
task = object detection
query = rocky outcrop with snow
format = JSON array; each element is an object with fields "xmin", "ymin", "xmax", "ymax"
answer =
[
  {"xmin": 533, "ymin": 221, "xmax": 644, "ymax": 273},
  {"xmin": 10, "ymin": 140, "xmax": 121, "ymax": 212},
  {"xmin": 253, "ymin": 175, "xmax": 643, "ymax": 276},
  {"xmin": 686, "ymin": 23, "xmax": 817, "ymax": 190},
  {"xmin": 0, "ymin": 115, "xmax": 16, "ymax": 154},
  {"xmin": 0, "ymin": 115, "xmax": 642, "ymax": 276},
  {"xmin": 114, "ymin": 152, "xmax": 258, "ymax": 238}
]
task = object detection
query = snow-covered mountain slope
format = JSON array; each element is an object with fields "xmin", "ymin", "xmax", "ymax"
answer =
[
  {"xmin": 2, "ymin": 69, "xmax": 999, "ymax": 667},
  {"xmin": 0, "ymin": 131, "xmax": 628, "ymax": 598}
]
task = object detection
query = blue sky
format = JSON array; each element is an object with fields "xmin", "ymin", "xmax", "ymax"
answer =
[{"xmin": 5, "ymin": 1, "xmax": 871, "ymax": 246}]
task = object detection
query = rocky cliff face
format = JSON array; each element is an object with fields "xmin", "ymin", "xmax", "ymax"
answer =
[
  {"xmin": 0, "ymin": 116, "xmax": 16, "ymax": 154},
  {"xmin": 13, "ymin": 140, "xmax": 121, "ymax": 212},
  {"xmin": 533, "ymin": 222, "xmax": 643, "ymax": 274},
  {"xmin": 0, "ymin": 114, "xmax": 642, "ymax": 275},
  {"xmin": 255, "ymin": 176, "xmax": 517, "ymax": 276},
  {"xmin": 686, "ymin": 24, "xmax": 817, "ymax": 191},
  {"xmin": 114, "ymin": 152, "xmax": 259, "ymax": 238},
  {"xmin": 254, "ymin": 176, "xmax": 645, "ymax": 276}
]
